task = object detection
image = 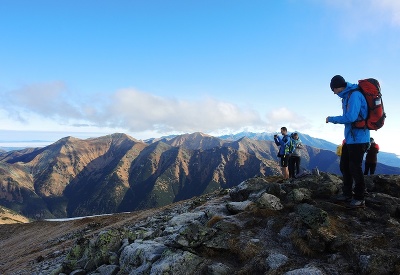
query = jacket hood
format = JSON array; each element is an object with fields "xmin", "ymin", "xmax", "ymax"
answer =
[{"xmin": 337, "ymin": 82, "xmax": 358, "ymax": 99}]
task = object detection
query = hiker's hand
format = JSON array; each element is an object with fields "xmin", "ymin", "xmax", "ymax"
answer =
[{"xmin": 326, "ymin": 117, "xmax": 329, "ymax": 123}]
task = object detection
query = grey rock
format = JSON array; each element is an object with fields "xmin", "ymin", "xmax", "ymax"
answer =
[
  {"xmin": 95, "ymin": 264, "xmax": 119, "ymax": 275},
  {"xmin": 169, "ymin": 211, "xmax": 207, "ymax": 227},
  {"xmin": 207, "ymin": 262, "xmax": 232, "ymax": 275},
  {"xmin": 226, "ymin": 200, "xmax": 256, "ymax": 213},
  {"xmin": 296, "ymin": 203, "xmax": 329, "ymax": 229},
  {"xmin": 284, "ymin": 266, "xmax": 324, "ymax": 275},
  {"xmin": 150, "ymin": 250, "xmax": 204, "ymax": 275},
  {"xmin": 256, "ymin": 192, "xmax": 283, "ymax": 210},
  {"xmin": 266, "ymin": 253, "xmax": 288, "ymax": 269},
  {"xmin": 170, "ymin": 221, "xmax": 216, "ymax": 248},
  {"xmin": 119, "ymin": 240, "xmax": 167, "ymax": 274},
  {"xmin": 229, "ymin": 178, "xmax": 268, "ymax": 201},
  {"xmin": 287, "ymin": 188, "xmax": 312, "ymax": 203}
]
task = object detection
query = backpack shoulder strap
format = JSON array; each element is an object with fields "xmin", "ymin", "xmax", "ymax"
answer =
[{"xmin": 346, "ymin": 88, "xmax": 366, "ymax": 120}]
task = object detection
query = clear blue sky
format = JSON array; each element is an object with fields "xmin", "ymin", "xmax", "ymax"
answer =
[{"xmin": 0, "ymin": 0, "xmax": 399, "ymax": 156}]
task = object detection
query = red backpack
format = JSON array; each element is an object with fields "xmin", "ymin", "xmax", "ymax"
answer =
[{"xmin": 350, "ymin": 78, "xmax": 386, "ymax": 130}]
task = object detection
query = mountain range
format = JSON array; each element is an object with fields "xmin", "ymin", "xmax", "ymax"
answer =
[
  {"xmin": 216, "ymin": 131, "xmax": 400, "ymax": 168},
  {"xmin": 0, "ymin": 132, "xmax": 399, "ymax": 220}
]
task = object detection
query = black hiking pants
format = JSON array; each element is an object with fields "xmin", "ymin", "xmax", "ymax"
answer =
[
  {"xmin": 289, "ymin": 155, "xmax": 301, "ymax": 178},
  {"xmin": 340, "ymin": 143, "xmax": 369, "ymax": 200},
  {"xmin": 364, "ymin": 162, "xmax": 377, "ymax": 175}
]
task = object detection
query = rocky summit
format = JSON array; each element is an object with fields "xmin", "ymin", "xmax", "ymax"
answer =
[{"xmin": 1, "ymin": 173, "xmax": 400, "ymax": 274}]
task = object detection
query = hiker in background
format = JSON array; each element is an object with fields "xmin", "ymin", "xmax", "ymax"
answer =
[
  {"xmin": 326, "ymin": 75, "xmax": 370, "ymax": 208},
  {"xmin": 274, "ymin": 127, "xmax": 290, "ymax": 180},
  {"xmin": 364, "ymin": 137, "xmax": 379, "ymax": 175},
  {"xmin": 288, "ymin": 132, "xmax": 303, "ymax": 178}
]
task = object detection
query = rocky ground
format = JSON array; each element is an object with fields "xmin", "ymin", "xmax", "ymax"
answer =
[{"xmin": 1, "ymin": 173, "xmax": 400, "ymax": 275}]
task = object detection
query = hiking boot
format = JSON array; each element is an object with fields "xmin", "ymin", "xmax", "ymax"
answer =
[
  {"xmin": 349, "ymin": 199, "xmax": 365, "ymax": 208},
  {"xmin": 334, "ymin": 194, "xmax": 352, "ymax": 203}
]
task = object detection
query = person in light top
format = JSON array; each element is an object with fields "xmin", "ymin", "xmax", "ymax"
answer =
[{"xmin": 288, "ymin": 132, "xmax": 303, "ymax": 178}]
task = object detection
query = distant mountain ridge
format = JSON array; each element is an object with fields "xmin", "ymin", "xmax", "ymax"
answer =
[
  {"xmin": 146, "ymin": 131, "xmax": 398, "ymax": 167},
  {"xmin": 217, "ymin": 131, "xmax": 400, "ymax": 168},
  {"xmin": 0, "ymin": 132, "xmax": 399, "ymax": 220},
  {"xmin": 2, "ymin": 131, "xmax": 398, "ymax": 167},
  {"xmin": 217, "ymin": 131, "xmax": 337, "ymax": 150}
]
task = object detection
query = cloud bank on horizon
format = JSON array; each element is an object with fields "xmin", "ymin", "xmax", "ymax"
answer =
[
  {"xmin": 0, "ymin": 81, "xmax": 311, "ymax": 135},
  {"xmin": 0, "ymin": 0, "xmax": 399, "ymax": 154}
]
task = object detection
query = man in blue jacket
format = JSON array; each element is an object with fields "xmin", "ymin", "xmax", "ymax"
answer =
[
  {"xmin": 274, "ymin": 127, "xmax": 291, "ymax": 181},
  {"xmin": 326, "ymin": 75, "xmax": 370, "ymax": 208}
]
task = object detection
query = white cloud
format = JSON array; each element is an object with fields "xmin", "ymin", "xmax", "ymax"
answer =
[
  {"xmin": 0, "ymin": 83, "xmax": 265, "ymax": 134},
  {"xmin": 102, "ymin": 88, "xmax": 264, "ymax": 133},
  {"xmin": 323, "ymin": 0, "xmax": 400, "ymax": 36},
  {"xmin": 265, "ymin": 107, "xmax": 313, "ymax": 133},
  {"xmin": 373, "ymin": 0, "xmax": 400, "ymax": 25},
  {"xmin": 0, "ymin": 83, "xmax": 318, "ymax": 137},
  {"xmin": 1, "ymin": 82, "xmax": 83, "ymax": 123}
]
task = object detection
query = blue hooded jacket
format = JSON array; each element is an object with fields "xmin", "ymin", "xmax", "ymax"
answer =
[
  {"xmin": 274, "ymin": 134, "xmax": 290, "ymax": 156},
  {"xmin": 327, "ymin": 82, "xmax": 370, "ymax": 144}
]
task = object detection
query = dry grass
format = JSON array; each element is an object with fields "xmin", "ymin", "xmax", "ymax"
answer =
[
  {"xmin": 228, "ymin": 237, "xmax": 262, "ymax": 262},
  {"xmin": 249, "ymin": 207, "xmax": 280, "ymax": 218},
  {"xmin": 290, "ymin": 231, "xmax": 315, "ymax": 256},
  {"xmin": 206, "ymin": 215, "xmax": 224, "ymax": 227},
  {"xmin": 0, "ymin": 206, "xmax": 31, "ymax": 225}
]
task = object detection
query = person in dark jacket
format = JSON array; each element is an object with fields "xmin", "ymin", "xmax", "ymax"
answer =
[
  {"xmin": 274, "ymin": 127, "xmax": 290, "ymax": 180},
  {"xmin": 364, "ymin": 138, "xmax": 379, "ymax": 175},
  {"xmin": 326, "ymin": 75, "xmax": 370, "ymax": 208}
]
